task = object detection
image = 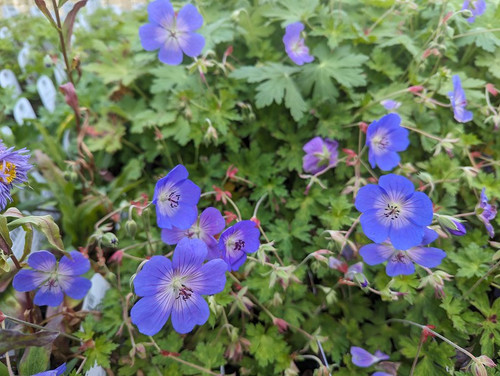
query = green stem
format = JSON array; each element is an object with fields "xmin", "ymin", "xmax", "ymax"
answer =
[{"xmin": 4, "ymin": 315, "xmax": 82, "ymax": 342}]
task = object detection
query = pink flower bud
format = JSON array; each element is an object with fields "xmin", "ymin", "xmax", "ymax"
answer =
[
  {"xmin": 408, "ymin": 85, "xmax": 424, "ymax": 93},
  {"xmin": 272, "ymin": 317, "xmax": 289, "ymax": 333}
]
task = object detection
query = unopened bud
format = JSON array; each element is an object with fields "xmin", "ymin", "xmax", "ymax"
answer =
[
  {"xmin": 102, "ymin": 233, "xmax": 119, "ymax": 248},
  {"xmin": 436, "ymin": 214, "xmax": 466, "ymax": 236},
  {"xmin": 135, "ymin": 343, "xmax": 147, "ymax": 359},
  {"xmin": 470, "ymin": 355, "xmax": 496, "ymax": 376},
  {"xmin": 272, "ymin": 317, "xmax": 289, "ymax": 333},
  {"xmin": 125, "ymin": 219, "xmax": 137, "ymax": 239}
]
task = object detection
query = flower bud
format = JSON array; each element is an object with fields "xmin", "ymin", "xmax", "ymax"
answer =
[
  {"xmin": 272, "ymin": 317, "xmax": 289, "ymax": 333},
  {"xmin": 436, "ymin": 214, "xmax": 466, "ymax": 236},
  {"xmin": 0, "ymin": 309, "xmax": 5, "ymax": 323},
  {"xmin": 125, "ymin": 219, "xmax": 137, "ymax": 239},
  {"xmin": 470, "ymin": 355, "xmax": 496, "ymax": 376},
  {"xmin": 102, "ymin": 233, "xmax": 119, "ymax": 248}
]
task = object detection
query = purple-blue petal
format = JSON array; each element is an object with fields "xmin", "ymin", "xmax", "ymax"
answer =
[
  {"xmin": 405, "ymin": 191, "xmax": 434, "ymax": 226},
  {"xmin": 158, "ymin": 39, "xmax": 183, "ymax": 65},
  {"xmin": 161, "ymin": 227, "xmax": 187, "ymax": 245},
  {"xmin": 168, "ymin": 203, "xmax": 198, "ymax": 231},
  {"xmin": 386, "ymin": 128, "xmax": 410, "ymax": 151},
  {"xmin": 386, "ymin": 254, "xmax": 415, "ymax": 276},
  {"xmin": 171, "ymin": 292, "xmax": 209, "ymax": 334},
  {"xmin": 172, "ymin": 238, "xmax": 207, "ymax": 271},
  {"xmin": 199, "ymin": 207, "xmax": 225, "ymax": 236},
  {"xmin": 27, "ymin": 251, "xmax": 56, "ymax": 272},
  {"xmin": 375, "ymin": 150, "xmax": 400, "ymax": 171},
  {"xmin": 139, "ymin": 24, "xmax": 165, "ymax": 51},
  {"xmin": 58, "ymin": 250, "xmax": 90, "ymax": 276},
  {"xmin": 176, "ymin": 3, "xmax": 203, "ymax": 31},
  {"xmin": 62, "ymin": 276, "xmax": 91, "ymax": 300},
  {"xmin": 350, "ymin": 346, "xmax": 379, "ymax": 367},
  {"xmin": 355, "ymin": 184, "xmax": 385, "ymax": 212},
  {"xmin": 359, "ymin": 243, "xmax": 395, "ymax": 265},
  {"xmin": 34, "ymin": 285, "xmax": 64, "ymax": 306},
  {"xmin": 407, "ymin": 246, "xmax": 446, "ymax": 268},
  {"xmin": 190, "ymin": 259, "xmax": 227, "ymax": 295},
  {"xmin": 421, "ymin": 228, "xmax": 439, "ymax": 245},
  {"xmin": 378, "ymin": 174, "xmax": 415, "ymax": 198},
  {"xmin": 389, "ymin": 218, "xmax": 424, "ymax": 250},
  {"xmin": 359, "ymin": 209, "xmax": 390, "ymax": 244},
  {"xmin": 134, "ymin": 256, "xmax": 173, "ymax": 297},
  {"xmin": 12, "ymin": 269, "xmax": 47, "ymax": 292},
  {"xmin": 131, "ymin": 294, "xmax": 173, "ymax": 336},
  {"xmin": 178, "ymin": 32, "xmax": 205, "ymax": 57},
  {"xmin": 147, "ymin": 0, "xmax": 174, "ymax": 26}
]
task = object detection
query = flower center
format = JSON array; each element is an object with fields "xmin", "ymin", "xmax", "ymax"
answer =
[
  {"xmin": 161, "ymin": 190, "xmax": 180, "ymax": 208},
  {"xmin": 291, "ymin": 39, "xmax": 305, "ymax": 53},
  {"xmin": 372, "ymin": 135, "xmax": 390, "ymax": 151},
  {"xmin": 0, "ymin": 162, "xmax": 17, "ymax": 184},
  {"xmin": 313, "ymin": 145, "xmax": 331, "ymax": 167},
  {"xmin": 176, "ymin": 284, "xmax": 193, "ymax": 301},
  {"xmin": 384, "ymin": 203, "xmax": 401, "ymax": 220},
  {"xmin": 391, "ymin": 251, "xmax": 406, "ymax": 263},
  {"xmin": 234, "ymin": 239, "xmax": 245, "ymax": 251}
]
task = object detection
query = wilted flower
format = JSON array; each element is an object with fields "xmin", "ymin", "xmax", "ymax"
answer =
[
  {"xmin": 302, "ymin": 137, "xmax": 339, "ymax": 174},
  {"xmin": 469, "ymin": 355, "xmax": 496, "ymax": 376},
  {"xmin": 366, "ymin": 113, "xmax": 409, "ymax": 171},
  {"xmin": 33, "ymin": 363, "xmax": 66, "ymax": 376},
  {"xmin": 350, "ymin": 346, "xmax": 389, "ymax": 367},
  {"xmin": 448, "ymin": 75, "xmax": 473, "ymax": 123},
  {"xmin": 161, "ymin": 207, "xmax": 225, "ymax": 260},
  {"xmin": 153, "ymin": 164, "xmax": 201, "ymax": 230},
  {"xmin": 283, "ymin": 22, "xmax": 314, "ymax": 65},
  {"xmin": 380, "ymin": 100, "xmax": 401, "ymax": 111},
  {"xmin": 418, "ymin": 270, "xmax": 453, "ymax": 298},
  {"xmin": 355, "ymin": 174, "xmax": 434, "ymax": 250},
  {"xmin": 462, "ymin": 0, "xmax": 486, "ymax": 23},
  {"xmin": 131, "ymin": 238, "xmax": 227, "ymax": 335},
  {"xmin": 139, "ymin": 0, "xmax": 205, "ymax": 65},
  {"xmin": 218, "ymin": 220, "xmax": 260, "ymax": 271},
  {"xmin": 360, "ymin": 228, "xmax": 446, "ymax": 277},
  {"xmin": 0, "ymin": 140, "xmax": 32, "ymax": 211},
  {"xmin": 476, "ymin": 188, "xmax": 497, "ymax": 238},
  {"xmin": 13, "ymin": 251, "xmax": 91, "ymax": 306}
]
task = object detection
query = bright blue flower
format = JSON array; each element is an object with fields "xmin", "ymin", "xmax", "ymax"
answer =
[
  {"xmin": 355, "ymin": 174, "xmax": 434, "ymax": 250},
  {"xmin": 130, "ymin": 238, "xmax": 226, "ymax": 335},
  {"xmin": 13, "ymin": 251, "xmax": 91, "ymax": 307},
  {"xmin": 462, "ymin": 0, "xmax": 486, "ymax": 23},
  {"xmin": 350, "ymin": 346, "xmax": 389, "ymax": 368},
  {"xmin": 0, "ymin": 140, "xmax": 32, "ymax": 211},
  {"xmin": 161, "ymin": 207, "xmax": 225, "ymax": 260},
  {"xmin": 218, "ymin": 220, "xmax": 260, "ymax": 271},
  {"xmin": 380, "ymin": 99, "xmax": 401, "ymax": 111},
  {"xmin": 139, "ymin": 0, "xmax": 205, "ymax": 65},
  {"xmin": 283, "ymin": 22, "xmax": 314, "ymax": 66},
  {"xmin": 153, "ymin": 164, "xmax": 201, "ymax": 230},
  {"xmin": 366, "ymin": 113, "xmax": 409, "ymax": 171},
  {"xmin": 477, "ymin": 188, "xmax": 497, "ymax": 238},
  {"xmin": 302, "ymin": 137, "xmax": 339, "ymax": 174},
  {"xmin": 360, "ymin": 228, "xmax": 446, "ymax": 277},
  {"xmin": 33, "ymin": 363, "xmax": 66, "ymax": 376},
  {"xmin": 448, "ymin": 75, "xmax": 473, "ymax": 123}
]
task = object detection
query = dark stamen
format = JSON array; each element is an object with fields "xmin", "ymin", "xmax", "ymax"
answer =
[
  {"xmin": 234, "ymin": 239, "xmax": 245, "ymax": 251},
  {"xmin": 384, "ymin": 203, "xmax": 401, "ymax": 220},
  {"xmin": 168, "ymin": 191, "xmax": 180, "ymax": 208},
  {"xmin": 176, "ymin": 284, "xmax": 193, "ymax": 301}
]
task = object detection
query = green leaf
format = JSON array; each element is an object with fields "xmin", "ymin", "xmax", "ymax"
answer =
[
  {"xmin": 447, "ymin": 243, "xmax": 492, "ymax": 278},
  {"xmin": 84, "ymin": 336, "xmax": 118, "ymax": 371},
  {"xmin": 8, "ymin": 215, "xmax": 65, "ymax": 253},
  {"xmin": 19, "ymin": 346, "xmax": 50, "ymax": 376},
  {"xmin": 230, "ymin": 64, "xmax": 307, "ymax": 121},
  {"xmin": 246, "ymin": 324, "xmax": 290, "ymax": 371}
]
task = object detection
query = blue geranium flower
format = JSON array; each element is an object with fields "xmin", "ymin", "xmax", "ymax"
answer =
[
  {"xmin": 350, "ymin": 346, "xmax": 389, "ymax": 367},
  {"xmin": 13, "ymin": 251, "xmax": 91, "ymax": 307},
  {"xmin": 218, "ymin": 220, "xmax": 261, "ymax": 271},
  {"xmin": 130, "ymin": 238, "xmax": 227, "ymax": 335},
  {"xmin": 462, "ymin": 0, "xmax": 486, "ymax": 23},
  {"xmin": 153, "ymin": 164, "xmax": 201, "ymax": 230},
  {"xmin": 139, "ymin": 0, "xmax": 205, "ymax": 65},
  {"xmin": 360, "ymin": 228, "xmax": 446, "ymax": 277},
  {"xmin": 302, "ymin": 137, "xmax": 339, "ymax": 174},
  {"xmin": 283, "ymin": 22, "xmax": 314, "ymax": 66},
  {"xmin": 477, "ymin": 188, "xmax": 497, "ymax": 238},
  {"xmin": 33, "ymin": 363, "xmax": 66, "ymax": 376},
  {"xmin": 380, "ymin": 99, "xmax": 401, "ymax": 111},
  {"xmin": 448, "ymin": 75, "xmax": 473, "ymax": 123},
  {"xmin": 161, "ymin": 207, "xmax": 225, "ymax": 260},
  {"xmin": 355, "ymin": 174, "xmax": 434, "ymax": 250},
  {"xmin": 0, "ymin": 140, "xmax": 32, "ymax": 211},
  {"xmin": 366, "ymin": 113, "xmax": 409, "ymax": 171}
]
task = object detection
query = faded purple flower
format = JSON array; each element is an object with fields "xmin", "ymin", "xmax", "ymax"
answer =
[
  {"xmin": 161, "ymin": 207, "xmax": 225, "ymax": 260},
  {"xmin": 33, "ymin": 364, "xmax": 66, "ymax": 376},
  {"xmin": 153, "ymin": 164, "xmax": 201, "ymax": 230},
  {"xmin": 345, "ymin": 262, "xmax": 369, "ymax": 287},
  {"xmin": 476, "ymin": 188, "xmax": 497, "ymax": 238},
  {"xmin": 130, "ymin": 238, "xmax": 226, "ymax": 335},
  {"xmin": 13, "ymin": 251, "xmax": 91, "ymax": 307},
  {"xmin": 351, "ymin": 346, "xmax": 389, "ymax": 368},
  {"xmin": 0, "ymin": 140, "xmax": 32, "ymax": 211},
  {"xmin": 302, "ymin": 137, "xmax": 339, "ymax": 174},
  {"xmin": 355, "ymin": 174, "xmax": 434, "ymax": 250},
  {"xmin": 360, "ymin": 228, "xmax": 446, "ymax": 277},
  {"xmin": 366, "ymin": 113, "xmax": 409, "ymax": 171},
  {"xmin": 283, "ymin": 22, "xmax": 314, "ymax": 65},
  {"xmin": 139, "ymin": 0, "xmax": 205, "ymax": 65},
  {"xmin": 462, "ymin": 0, "xmax": 486, "ymax": 23},
  {"xmin": 380, "ymin": 99, "xmax": 401, "ymax": 111},
  {"xmin": 218, "ymin": 220, "xmax": 260, "ymax": 271},
  {"xmin": 448, "ymin": 75, "xmax": 473, "ymax": 123}
]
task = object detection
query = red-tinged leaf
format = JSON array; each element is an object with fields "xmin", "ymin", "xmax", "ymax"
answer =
[
  {"xmin": 62, "ymin": 0, "xmax": 87, "ymax": 50},
  {"xmin": 0, "ymin": 329, "xmax": 59, "ymax": 354},
  {"xmin": 34, "ymin": 0, "xmax": 58, "ymax": 29},
  {"xmin": 59, "ymin": 82, "xmax": 80, "ymax": 116}
]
